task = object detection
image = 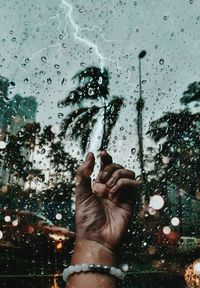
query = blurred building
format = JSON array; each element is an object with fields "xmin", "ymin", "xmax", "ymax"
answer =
[{"xmin": 0, "ymin": 76, "xmax": 37, "ymax": 134}]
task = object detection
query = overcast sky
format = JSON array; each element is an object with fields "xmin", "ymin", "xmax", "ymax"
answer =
[{"xmin": 0, "ymin": 0, "xmax": 200, "ymax": 174}]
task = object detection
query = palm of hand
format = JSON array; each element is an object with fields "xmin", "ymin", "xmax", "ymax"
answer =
[{"xmin": 76, "ymin": 186, "xmax": 133, "ymax": 250}]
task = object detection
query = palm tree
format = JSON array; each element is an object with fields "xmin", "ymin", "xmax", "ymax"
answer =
[
  {"xmin": 147, "ymin": 82, "xmax": 200, "ymax": 196},
  {"xmin": 58, "ymin": 66, "xmax": 123, "ymax": 153},
  {"xmin": 0, "ymin": 76, "xmax": 10, "ymax": 130}
]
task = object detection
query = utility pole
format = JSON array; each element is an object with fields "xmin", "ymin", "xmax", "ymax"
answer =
[{"xmin": 137, "ymin": 50, "xmax": 146, "ymax": 178}]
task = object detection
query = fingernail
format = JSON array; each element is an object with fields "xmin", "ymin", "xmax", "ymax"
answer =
[{"xmin": 106, "ymin": 177, "xmax": 115, "ymax": 187}]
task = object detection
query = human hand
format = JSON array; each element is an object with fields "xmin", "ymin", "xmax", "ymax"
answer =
[{"xmin": 75, "ymin": 151, "xmax": 140, "ymax": 252}]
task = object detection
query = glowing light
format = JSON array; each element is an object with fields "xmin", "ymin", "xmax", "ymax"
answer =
[
  {"xmin": 0, "ymin": 141, "xmax": 6, "ymax": 149},
  {"xmin": 49, "ymin": 234, "xmax": 66, "ymax": 241},
  {"xmin": 148, "ymin": 245, "xmax": 156, "ymax": 255},
  {"xmin": 162, "ymin": 156, "xmax": 170, "ymax": 164},
  {"xmin": 56, "ymin": 213, "xmax": 62, "ymax": 220},
  {"xmin": 148, "ymin": 207, "xmax": 157, "ymax": 215},
  {"xmin": 12, "ymin": 220, "xmax": 18, "ymax": 226},
  {"xmin": 185, "ymin": 259, "xmax": 200, "ymax": 287},
  {"xmin": 171, "ymin": 217, "xmax": 180, "ymax": 226},
  {"xmin": 51, "ymin": 273, "xmax": 59, "ymax": 288},
  {"xmin": 56, "ymin": 242, "xmax": 63, "ymax": 250},
  {"xmin": 5, "ymin": 216, "xmax": 11, "ymax": 222},
  {"xmin": 51, "ymin": 125, "xmax": 60, "ymax": 135},
  {"xmin": 149, "ymin": 195, "xmax": 164, "ymax": 210},
  {"xmin": 1, "ymin": 185, "xmax": 8, "ymax": 193},
  {"xmin": 121, "ymin": 264, "xmax": 129, "ymax": 272},
  {"xmin": 194, "ymin": 263, "xmax": 200, "ymax": 275},
  {"xmin": 163, "ymin": 226, "xmax": 171, "ymax": 235},
  {"xmin": 0, "ymin": 230, "xmax": 3, "ymax": 239}
]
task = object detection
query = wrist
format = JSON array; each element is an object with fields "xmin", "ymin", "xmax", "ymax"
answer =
[{"xmin": 71, "ymin": 239, "xmax": 118, "ymax": 266}]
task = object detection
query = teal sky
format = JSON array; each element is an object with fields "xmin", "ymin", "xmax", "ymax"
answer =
[{"xmin": 0, "ymin": 0, "xmax": 199, "ymax": 173}]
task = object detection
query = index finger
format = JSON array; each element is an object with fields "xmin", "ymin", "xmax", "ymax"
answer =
[
  {"xmin": 95, "ymin": 151, "xmax": 113, "ymax": 182},
  {"xmin": 100, "ymin": 151, "xmax": 113, "ymax": 171}
]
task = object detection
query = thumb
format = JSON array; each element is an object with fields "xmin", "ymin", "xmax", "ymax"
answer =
[{"xmin": 76, "ymin": 152, "xmax": 95, "ymax": 198}]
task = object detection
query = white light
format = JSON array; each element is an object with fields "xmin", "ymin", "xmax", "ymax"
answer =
[
  {"xmin": 0, "ymin": 230, "xmax": 3, "ymax": 239},
  {"xmin": 149, "ymin": 195, "xmax": 164, "ymax": 210},
  {"xmin": 5, "ymin": 216, "xmax": 11, "ymax": 222},
  {"xmin": 12, "ymin": 220, "xmax": 18, "ymax": 226},
  {"xmin": 51, "ymin": 125, "xmax": 60, "ymax": 135},
  {"xmin": 148, "ymin": 207, "xmax": 157, "ymax": 215},
  {"xmin": 162, "ymin": 156, "xmax": 170, "ymax": 164},
  {"xmin": 194, "ymin": 263, "xmax": 200, "ymax": 275},
  {"xmin": 163, "ymin": 226, "xmax": 171, "ymax": 235},
  {"xmin": 171, "ymin": 217, "xmax": 180, "ymax": 226},
  {"xmin": 121, "ymin": 264, "xmax": 129, "ymax": 272},
  {"xmin": 0, "ymin": 141, "xmax": 6, "ymax": 149},
  {"xmin": 56, "ymin": 213, "xmax": 62, "ymax": 220},
  {"xmin": 49, "ymin": 233, "xmax": 65, "ymax": 241}
]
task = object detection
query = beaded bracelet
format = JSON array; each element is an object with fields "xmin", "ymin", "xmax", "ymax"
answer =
[{"xmin": 62, "ymin": 263, "xmax": 126, "ymax": 282}]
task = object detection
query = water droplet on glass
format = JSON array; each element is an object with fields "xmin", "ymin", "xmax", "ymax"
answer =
[
  {"xmin": 47, "ymin": 78, "xmax": 52, "ymax": 84},
  {"xmin": 0, "ymin": 141, "xmax": 6, "ymax": 149},
  {"xmin": 58, "ymin": 113, "xmax": 64, "ymax": 119},
  {"xmin": 131, "ymin": 148, "xmax": 136, "ymax": 154},
  {"xmin": 61, "ymin": 78, "xmax": 67, "ymax": 85},
  {"xmin": 9, "ymin": 81, "xmax": 15, "ymax": 88},
  {"xmin": 41, "ymin": 56, "xmax": 47, "ymax": 63},
  {"xmin": 159, "ymin": 58, "xmax": 164, "ymax": 65}
]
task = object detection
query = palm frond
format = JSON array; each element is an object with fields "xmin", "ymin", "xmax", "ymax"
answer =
[
  {"xmin": 61, "ymin": 66, "xmax": 109, "ymax": 106},
  {"xmin": 59, "ymin": 107, "xmax": 88, "ymax": 137},
  {"xmin": 70, "ymin": 106, "xmax": 100, "ymax": 153},
  {"xmin": 181, "ymin": 81, "xmax": 200, "ymax": 105},
  {"xmin": 100, "ymin": 97, "xmax": 123, "ymax": 150}
]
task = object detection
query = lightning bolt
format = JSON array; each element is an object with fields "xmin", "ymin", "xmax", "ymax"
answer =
[{"xmin": 16, "ymin": 0, "xmax": 132, "ymax": 97}]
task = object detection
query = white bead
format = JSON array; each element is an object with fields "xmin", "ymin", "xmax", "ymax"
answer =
[
  {"xmin": 68, "ymin": 266, "xmax": 74, "ymax": 273},
  {"xmin": 62, "ymin": 269, "xmax": 69, "ymax": 281},
  {"xmin": 81, "ymin": 263, "xmax": 88, "ymax": 271},
  {"xmin": 110, "ymin": 267, "xmax": 117, "ymax": 275},
  {"xmin": 74, "ymin": 265, "xmax": 82, "ymax": 272},
  {"xmin": 116, "ymin": 269, "xmax": 121, "ymax": 277}
]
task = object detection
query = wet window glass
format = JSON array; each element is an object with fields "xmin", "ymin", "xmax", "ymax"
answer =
[{"xmin": 0, "ymin": 1, "xmax": 199, "ymax": 287}]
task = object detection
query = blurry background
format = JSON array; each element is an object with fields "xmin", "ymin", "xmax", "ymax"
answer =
[{"xmin": 0, "ymin": 0, "xmax": 200, "ymax": 287}]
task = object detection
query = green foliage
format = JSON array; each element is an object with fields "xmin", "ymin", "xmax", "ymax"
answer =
[
  {"xmin": 180, "ymin": 82, "xmax": 200, "ymax": 105},
  {"xmin": 146, "ymin": 82, "xmax": 200, "ymax": 196}
]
